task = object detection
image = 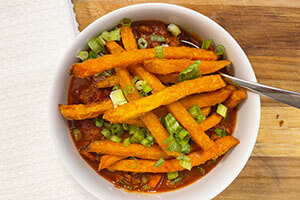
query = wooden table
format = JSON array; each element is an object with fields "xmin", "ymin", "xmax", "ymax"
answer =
[{"xmin": 72, "ymin": 1, "xmax": 300, "ymax": 199}]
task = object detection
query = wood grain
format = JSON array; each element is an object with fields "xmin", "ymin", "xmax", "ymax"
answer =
[{"xmin": 71, "ymin": 1, "xmax": 300, "ymax": 198}]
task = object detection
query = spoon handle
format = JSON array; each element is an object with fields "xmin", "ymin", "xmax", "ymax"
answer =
[{"xmin": 220, "ymin": 73, "xmax": 300, "ymax": 109}]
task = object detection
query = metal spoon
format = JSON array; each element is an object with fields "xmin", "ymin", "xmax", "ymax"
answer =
[{"xmin": 180, "ymin": 40, "xmax": 300, "ymax": 109}]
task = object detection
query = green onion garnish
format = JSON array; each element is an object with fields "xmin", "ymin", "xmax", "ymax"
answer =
[
  {"xmin": 88, "ymin": 37, "xmax": 103, "ymax": 53},
  {"xmin": 150, "ymin": 35, "xmax": 166, "ymax": 42},
  {"xmin": 201, "ymin": 39, "xmax": 212, "ymax": 50},
  {"xmin": 123, "ymin": 137, "xmax": 131, "ymax": 146},
  {"xmin": 154, "ymin": 157, "xmax": 165, "ymax": 167},
  {"xmin": 188, "ymin": 105, "xmax": 206, "ymax": 124},
  {"xmin": 89, "ymin": 51, "xmax": 98, "ymax": 59},
  {"xmin": 111, "ymin": 124, "xmax": 124, "ymax": 136},
  {"xmin": 142, "ymin": 81, "xmax": 152, "ymax": 94},
  {"xmin": 177, "ymin": 154, "xmax": 191, "ymax": 170},
  {"xmin": 141, "ymin": 138, "xmax": 151, "ymax": 147},
  {"xmin": 122, "ymin": 123, "xmax": 129, "ymax": 131},
  {"xmin": 138, "ymin": 38, "xmax": 148, "ymax": 49},
  {"xmin": 72, "ymin": 129, "xmax": 82, "ymax": 141},
  {"xmin": 101, "ymin": 128, "xmax": 112, "ymax": 139},
  {"xmin": 129, "ymin": 125, "xmax": 139, "ymax": 135},
  {"xmin": 164, "ymin": 113, "xmax": 182, "ymax": 135},
  {"xmin": 132, "ymin": 129, "xmax": 145, "ymax": 142},
  {"xmin": 104, "ymin": 122, "xmax": 112, "ymax": 129},
  {"xmin": 120, "ymin": 18, "xmax": 132, "ymax": 27},
  {"xmin": 214, "ymin": 44, "xmax": 225, "ymax": 55},
  {"xmin": 100, "ymin": 31, "xmax": 111, "ymax": 41},
  {"xmin": 109, "ymin": 89, "xmax": 127, "ymax": 108},
  {"xmin": 216, "ymin": 104, "xmax": 227, "ymax": 118},
  {"xmin": 155, "ymin": 46, "xmax": 164, "ymax": 59},
  {"xmin": 132, "ymin": 76, "xmax": 141, "ymax": 85},
  {"xmin": 110, "ymin": 135, "xmax": 122, "ymax": 143},
  {"xmin": 100, "ymin": 28, "xmax": 121, "ymax": 42},
  {"xmin": 94, "ymin": 117, "xmax": 104, "ymax": 128},
  {"xmin": 77, "ymin": 51, "xmax": 89, "ymax": 61},
  {"xmin": 135, "ymin": 80, "xmax": 144, "ymax": 90},
  {"xmin": 146, "ymin": 134, "xmax": 154, "ymax": 143},
  {"xmin": 167, "ymin": 172, "xmax": 179, "ymax": 180},
  {"xmin": 103, "ymin": 68, "xmax": 115, "ymax": 77},
  {"xmin": 123, "ymin": 85, "xmax": 135, "ymax": 95},
  {"xmin": 177, "ymin": 128, "xmax": 190, "ymax": 141},
  {"xmin": 178, "ymin": 60, "xmax": 201, "ymax": 82},
  {"xmin": 96, "ymin": 36, "xmax": 106, "ymax": 47},
  {"xmin": 215, "ymin": 128, "xmax": 226, "ymax": 137},
  {"xmin": 167, "ymin": 23, "xmax": 181, "ymax": 36},
  {"xmin": 112, "ymin": 85, "xmax": 120, "ymax": 91},
  {"xmin": 198, "ymin": 166, "xmax": 205, "ymax": 175}
]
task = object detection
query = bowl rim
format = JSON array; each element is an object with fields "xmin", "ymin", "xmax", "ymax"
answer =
[{"xmin": 49, "ymin": 3, "xmax": 261, "ymax": 200}]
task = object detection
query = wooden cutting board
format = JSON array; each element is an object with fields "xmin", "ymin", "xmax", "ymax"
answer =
[{"xmin": 71, "ymin": 1, "xmax": 300, "ymax": 199}]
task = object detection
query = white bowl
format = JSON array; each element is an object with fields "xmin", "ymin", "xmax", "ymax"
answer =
[{"xmin": 49, "ymin": 3, "xmax": 260, "ymax": 200}]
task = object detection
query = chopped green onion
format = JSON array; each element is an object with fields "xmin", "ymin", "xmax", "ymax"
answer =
[
  {"xmin": 101, "ymin": 128, "xmax": 112, "ymax": 138},
  {"xmin": 167, "ymin": 23, "xmax": 181, "ymax": 36},
  {"xmin": 112, "ymin": 85, "xmax": 120, "ymax": 91},
  {"xmin": 132, "ymin": 76, "xmax": 141, "ymax": 85},
  {"xmin": 135, "ymin": 80, "xmax": 144, "ymax": 90},
  {"xmin": 96, "ymin": 36, "xmax": 106, "ymax": 47},
  {"xmin": 139, "ymin": 90, "xmax": 147, "ymax": 97},
  {"xmin": 164, "ymin": 113, "xmax": 182, "ymax": 135},
  {"xmin": 142, "ymin": 81, "xmax": 152, "ymax": 94},
  {"xmin": 198, "ymin": 166, "xmax": 205, "ymax": 175},
  {"xmin": 146, "ymin": 134, "xmax": 154, "ymax": 143},
  {"xmin": 104, "ymin": 122, "xmax": 111, "ymax": 129},
  {"xmin": 142, "ymin": 185, "xmax": 151, "ymax": 191},
  {"xmin": 94, "ymin": 73, "xmax": 101, "ymax": 77},
  {"xmin": 132, "ymin": 129, "xmax": 145, "ymax": 142},
  {"xmin": 172, "ymin": 176, "xmax": 183, "ymax": 183},
  {"xmin": 216, "ymin": 104, "xmax": 227, "ymax": 118},
  {"xmin": 188, "ymin": 105, "xmax": 206, "ymax": 124},
  {"xmin": 94, "ymin": 117, "xmax": 104, "ymax": 127},
  {"xmin": 150, "ymin": 35, "xmax": 166, "ymax": 42},
  {"xmin": 123, "ymin": 85, "xmax": 135, "ymax": 95},
  {"xmin": 88, "ymin": 37, "xmax": 103, "ymax": 53},
  {"xmin": 72, "ymin": 129, "xmax": 82, "ymax": 141},
  {"xmin": 214, "ymin": 44, "xmax": 225, "ymax": 56},
  {"xmin": 111, "ymin": 124, "xmax": 124, "ymax": 136},
  {"xmin": 177, "ymin": 154, "xmax": 191, "ymax": 170},
  {"xmin": 155, "ymin": 46, "xmax": 164, "ymax": 59},
  {"xmin": 122, "ymin": 123, "xmax": 129, "ymax": 131},
  {"xmin": 141, "ymin": 138, "xmax": 151, "ymax": 147},
  {"xmin": 164, "ymin": 134, "xmax": 181, "ymax": 153},
  {"xmin": 178, "ymin": 60, "xmax": 201, "ymax": 82},
  {"xmin": 109, "ymin": 89, "xmax": 127, "ymax": 108},
  {"xmin": 100, "ymin": 31, "xmax": 111, "ymax": 41},
  {"xmin": 89, "ymin": 51, "xmax": 98, "ymax": 59},
  {"xmin": 181, "ymin": 143, "xmax": 191, "ymax": 154},
  {"xmin": 100, "ymin": 29, "xmax": 121, "ymax": 42},
  {"xmin": 129, "ymin": 157, "xmax": 139, "ymax": 168},
  {"xmin": 201, "ymin": 39, "xmax": 212, "ymax": 50},
  {"xmin": 177, "ymin": 128, "xmax": 190, "ymax": 141},
  {"xmin": 138, "ymin": 38, "xmax": 148, "ymax": 49},
  {"xmin": 154, "ymin": 158, "xmax": 165, "ymax": 167},
  {"xmin": 110, "ymin": 135, "xmax": 122, "ymax": 143},
  {"xmin": 129, "ymin": 125, "xmax": 139, "ymax": 135},
  {"xmin": 167, "ymin": 172, "xmax": 179, "ymax": 180},
  {"xmin": 77, "ymin": 51, "xmax": 89, "ymax": 61},
  {"xmin": 103, "ymin": 69, "xmax": 115, "ymax": 77},
  {"xmin": 215, "ymin": 128, "xmax": 226, "ymax": 137},
  {"xmin": 123, "ymin": 137, "xmax": 131, "ymax": 146},
  {"xmin": 120, "ymin": 18, "xmax": 132, "ymax": 26}
]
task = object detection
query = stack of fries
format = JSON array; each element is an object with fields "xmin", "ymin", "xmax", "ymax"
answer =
[{"xmin": 59, "ymin": 25, "xmax": 247, "ymax": 174}]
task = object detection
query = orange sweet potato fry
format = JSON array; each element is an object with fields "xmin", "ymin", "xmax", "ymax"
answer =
[
  {"xmin": 130, "ymin": 65, "xmax": 216, "ymax": 151},
  {"xmin": 144, "ymin": 59, "xmax": 231, "ymax": 75},
  {"xmin": 86, "ymin": 140, "xmax": 172, "ymax": 160},
  {"xmin": 108, "ymin": 136, "xmax": 239, "ymax": 172},
  {"xmin": 103, "ymin": 75, "xmax": 226, "ymax": 124},
  {"xmin": 96, "ymin": 74, "xmax": 119, "ymax": 88},
  {"xmin": 108, "ymin": 39, "xmax": 176, "ymax": 157},
  {"xmin": 148, "ymin": 174, "xmax": 163, "ymax": 188},
  {"xmin": 156, "ymin": 73, "xmax": 179, "ymax": 84},
  {"xmin": 121, "ymin": 26, "xmax": 138, "ymax": 51},
  {"xmin": 59, "ymin": 100, "xmax": 113, "ymax": 120},
  {"xmin": 69, "ymin": 47, "xmax": 218, "ymax": 78},
  {"xmin": 80, "ymin": 150, "xmax": 96, "ymax": 162},
  {"xmin": 98, "ymin": 155, "xmax": 126, "ymax": 171},
  {"xmin": 224, "ymin": 89, "xmax": 247, "ymax": 109},
  {"xmin": 200, "ymin": 112, "xmax": 223, "ymax": 131},
  {"xmin": 179, "ymin": 85, "xmax": 236, "ymax": 109}
]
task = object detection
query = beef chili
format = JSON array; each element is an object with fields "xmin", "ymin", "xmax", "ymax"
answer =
[{"xmin": 62, "ymin": 19, "xmax": 243, "ymax": 193}]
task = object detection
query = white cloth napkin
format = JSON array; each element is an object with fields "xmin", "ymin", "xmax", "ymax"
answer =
[{"xmin": 0, "ymin": 0, "xmax": 97, "ymax": 199}]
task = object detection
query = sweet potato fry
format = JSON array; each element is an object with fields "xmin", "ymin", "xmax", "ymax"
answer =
[
  {"xmin": 80, "ymin": 150, "xmax": 96, "ymax": 162},
  {"xmin": 59, "ymin": 100, "xmax": 113, "ymax": 120},
  {"xmin": 96, "ymin": 74, "xmax": 119, "ymax": 88},
  {"xmin": 144, "ymin": 59, "xmax": 231, "ymax": 75},
  {"xmin": 130, "ymin": 65, "xmax": 216, "ymax": 151},
  {"xmin": 121, "ymin": 26, "xmax": 138, "ymax": 51},
  {"xmin": 108, "ymin": 136, "xmax": 239, "ymax": 172},
  {"xmin": 157, "ymin": 73, "xmax": 179, "ymax": 84},
  {"xmin": 69, "ymin": 47, "xmax": 218, "ymax": 78},
  {"xmin": 86, "ymin": 140, "xmax": 171, "ymax": 160},
  {"xmin": 148, "ymin": 174, "xmax": 163, "ymax": 188},
  {"xmin": 179, "ymin": 85, "xmax": 236, "ymax": 109},
  {"xmin": 103, "ymin": 75, "xmax": 226, "ymax": 124},
  {"xmin": 200, "ymin": 112, "xmax": 223, "ymax": 131},
  {"xmin": 224, "ymin": 89, "xmax": 247, "ymax": 109},
  {"xmin": 98, "ymin": 155, "xmax": 126, "ymax": 171},
  {"xmin": 108, "ymin": 39, "xmax": 176, "ymax": 157}
]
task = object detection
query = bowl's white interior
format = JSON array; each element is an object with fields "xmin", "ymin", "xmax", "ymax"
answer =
[{"xmin": 49, "ymin": 3, "xmax": 260, "ymax": 200}]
